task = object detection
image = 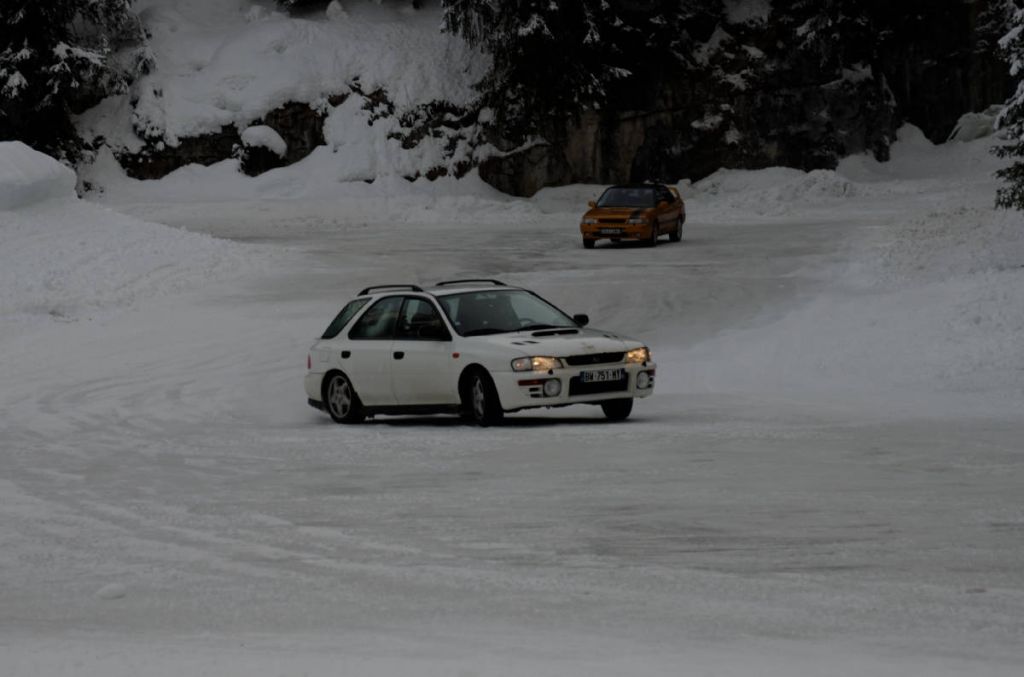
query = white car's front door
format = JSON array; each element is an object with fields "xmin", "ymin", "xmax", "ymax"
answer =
[{"xmin": 390, "ymin": 297, "xmax": 458, "ymax": 405}]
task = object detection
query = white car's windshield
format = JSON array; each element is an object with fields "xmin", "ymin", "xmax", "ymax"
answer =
[
  {"xmin": 438, "ymin": 290, "xmax": 577, "ymax": 337},
  {"xmin": 596, "ymin": 186, "xmax": 656, "ymax": 208}
]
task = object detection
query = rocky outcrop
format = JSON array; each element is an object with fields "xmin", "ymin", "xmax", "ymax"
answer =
[
  {"xmin": 480, "ymin": 3, "xmax": 1011, "ymax": 197},
  {"xmin": 117, "ymin": 126, "xmax": 241, "ymax": 180},
  {"xmin": 117, "ymin": 98, "xmax": 342, "ymax": 180},
  {"xmin": 482, "ymin": 57, "xmax": 896, "ymax": 196}
]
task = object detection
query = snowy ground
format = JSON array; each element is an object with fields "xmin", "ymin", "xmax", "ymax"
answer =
[{"xmin": 2, "ymin": 127, "xmax": 1024, "ymax": 675}]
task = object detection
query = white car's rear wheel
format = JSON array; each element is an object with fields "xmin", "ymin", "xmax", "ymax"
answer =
[{"xmin": 324, "ymin": 372, "xmax": 365, "ymax": 424}]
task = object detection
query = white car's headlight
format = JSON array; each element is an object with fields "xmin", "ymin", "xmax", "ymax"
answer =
[
  {"xmin": 625, "ymin": 347, "xmax": 650, "ymax": 364},
  {"xmin": 581, "ymin": 217, "xmax": 598, "ymax": 225},
  {"xmin": 511, "ymin": 356, "xmax": 561, "ymax": 372}
]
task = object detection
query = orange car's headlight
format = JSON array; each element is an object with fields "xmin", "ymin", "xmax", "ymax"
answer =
[{"xmin": 581, "ymin": 217, "xmax": 598, "ymax": 225}]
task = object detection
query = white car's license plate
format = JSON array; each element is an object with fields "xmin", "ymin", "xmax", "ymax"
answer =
[
  {"xmin": 580, "ymin": 368, "xmax": 624, "ymax": 383},
  {"xmin": 599, "ymin": 228, "xmax": 622, "ymax": 235}
]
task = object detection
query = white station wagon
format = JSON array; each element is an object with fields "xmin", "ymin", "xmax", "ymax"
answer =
[{"xmin": 305, "ymin": 280, "xmax": 656, "ymax": 425}]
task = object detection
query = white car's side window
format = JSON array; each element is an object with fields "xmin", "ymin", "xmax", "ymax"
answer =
[
  {"xmin": 348, "ymin": 296, "xmax": 403, "ymax": 340},
  {"xmin": 395, "ymin": 298, "xmax": 449, "ymax": 341},
  {"xmin": 321, "ymin": 298, "xmax": 370, "ymax": 339}
]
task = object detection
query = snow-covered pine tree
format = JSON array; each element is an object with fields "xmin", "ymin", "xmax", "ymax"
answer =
[
  {"xmin": 277, "ymin": 0, "xmax": 422, "ymax": 12},
  {"xmin": 442, "ymin": 0, "xmax": 701, "ymax": 140},
  {"xmin": 778, "ymin": 0, "xmax": 895, "ymax": 160},
  {"xmin": 977, "ymin": 0, "xmax": 1018, "ymax": 55},
  {"xmin": 0, "ymin": 0, "xmax": 145, "ymax": 159},
  {"xmin": 785, "ymin": 0, "xmax": 880, "ymax": 73},
  {"xmin": 995, "ymin": 5, "xmax": 1024, "ymax": 209}
]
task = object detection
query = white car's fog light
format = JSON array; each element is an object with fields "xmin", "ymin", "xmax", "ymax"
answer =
[
  {"xmin": 543, "ymin": 379, "xmax": 562, "ymax": 397},
  {"xmin": 637, "ymin": 371, "xmax": 651, "ymax": 389}
]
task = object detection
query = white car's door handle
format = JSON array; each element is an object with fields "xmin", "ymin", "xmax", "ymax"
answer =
[{"xmin": 393, "ymin": 351, "xmax": 405, "ymax": 360}]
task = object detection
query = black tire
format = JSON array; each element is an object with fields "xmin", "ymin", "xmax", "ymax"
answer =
[
  {"xmin": 647, "ymin": 221, "xmax": 659, "ymax": 247},
  {"xmin": 583, "ymin": 238, "xmax": 595, "ymax": 249},
  {"xmin": 323, "ymin": 371, "xmax": 365, "ymax": 424},
  {"xmin": 600, "ymin": 398, "xmax": 633, "ymax": 421},
  {"xmin": 669, "ymin": 216, "xmax": 683, "ymax": 243},
  {"xmin": 465, "ymin": 369, "xmax": 504, "ymax": 426}
]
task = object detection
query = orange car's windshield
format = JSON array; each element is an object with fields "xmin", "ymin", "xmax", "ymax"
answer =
[{"xmin": 596, "ymin": 187, "xmax": 656, "ymax": 208}]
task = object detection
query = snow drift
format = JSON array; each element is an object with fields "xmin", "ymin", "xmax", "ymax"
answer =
[
  {"xmin": 0, "ymin": 141, "xmax": 78, "ymax": 210},
  {"xmin": 0, "ymin": 143, "xmax": 256, "ymax": 331},
  {"xmin": 664, "ymin": 126, "xmax": 1024, "ymax": 411}
]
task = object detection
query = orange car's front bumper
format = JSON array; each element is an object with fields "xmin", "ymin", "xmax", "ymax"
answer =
[{"xmin": 580, "ymin": 221, "xmax": 655, "ymax": 242}]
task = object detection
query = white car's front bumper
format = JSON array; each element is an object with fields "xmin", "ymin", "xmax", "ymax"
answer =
[{"xmin": 491, "ymin": 362, "xmax": 656, "ymax": 412}]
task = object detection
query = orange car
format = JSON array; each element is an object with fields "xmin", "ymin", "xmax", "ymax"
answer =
[{"xmin": 579, "ymin": 184, "xmax": 686, "ymax": 249}]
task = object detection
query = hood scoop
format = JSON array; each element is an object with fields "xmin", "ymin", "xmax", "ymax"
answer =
[{"xmin": 532, "ymin": 328, "xmax": 580, "ymax": 337}]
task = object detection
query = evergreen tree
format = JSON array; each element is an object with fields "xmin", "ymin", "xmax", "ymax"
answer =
[
  {"xmin": 786, "ymin": 0, "xmax": 880, "ymax": 71},
  {"xmin": 442, "ymin": 1, "xmax": 710, "ymax": 140},
  {"xmin": 977, "ymin": 0, "xmax": 1018, "ymax": 55},
  {"xmin": 278, "ymin": 0, "xmax": 423, "ymax": 12},
  {"xmin": 0, "ymin": 0, "xmax": 146, "ymax": 159},
  {"xmin": 995, "ymin": 5, "xmax": 1024, "ymax": 209}
]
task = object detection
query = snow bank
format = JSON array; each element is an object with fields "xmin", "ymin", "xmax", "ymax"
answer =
[
  {"xmin": 665, "ymin": 126, "xmax": 1024, "ymax": 411},
  {"xmin": 81, "ymin": 142, "xmax": 535, "ymax": 227},
  {"xmin": 947, "ymin": 105, "xmax": 1003, "ymax": 142},
  {"xmin": 77, "ymin": 0, "xmax": 487, "ymax": 148},
  {"xmin": 0, "ymin": 142, "xmax": 77, "ymax": 210},
  {"xmin": 691, "ymin": 167, "xmax": 856, "ymax": 215},
  {"xmin": 0, "ymin": 143, "xmax": 257, "ymax": 330}
]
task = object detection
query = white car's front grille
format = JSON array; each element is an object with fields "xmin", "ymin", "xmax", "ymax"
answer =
[{"xmin": 564, "ymin": 352, "xmax": 624, "ymax": 366}]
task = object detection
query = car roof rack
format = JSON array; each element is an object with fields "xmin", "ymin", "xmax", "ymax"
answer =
[
  {"xmin": 435, "ymin": 279, "xmax": 507, "ymax": 287},
  {"xmin": 358, "ymin": 284, "xmax": 424, "ymax": 295}
]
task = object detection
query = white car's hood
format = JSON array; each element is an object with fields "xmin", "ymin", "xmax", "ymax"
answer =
[{"xmin": 471, "ymin": 328, "xmax": 641, "ymax": 357}]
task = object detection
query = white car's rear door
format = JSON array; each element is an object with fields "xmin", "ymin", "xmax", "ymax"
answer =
[{"xmin": 343, "ymin": 296, "xmax": 403, "ymax": 406}]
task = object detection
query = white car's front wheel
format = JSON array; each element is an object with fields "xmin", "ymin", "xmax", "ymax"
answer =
[
  {"xmin": 600, "ymin": 398, "xmax": 633, "ymax": 421},
  {"xmin": 466, "ymin": 369, "xmax": 504, "ymax": 427},
  {"xmin": 324, "ymin": 371, "xmax": 365, "ymax": 424}
]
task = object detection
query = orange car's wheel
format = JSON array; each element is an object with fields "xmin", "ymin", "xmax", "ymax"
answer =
[
  {"xmin": 647, "ymin": 221, "xmax": 659, "ymax": 247},
  {"xmin": 669, "ymin": 216, "xmax": 683, "ymax": 243},
  {"xmin": 583, "ymin": 238, "xmax": 595, "ymax": 249}
]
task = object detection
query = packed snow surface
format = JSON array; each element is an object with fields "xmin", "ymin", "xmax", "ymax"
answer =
[
  {"xmin": 3, "ymin": 124, "xmax": 1023, "ymax": 676},
  {"xmin": 12, "ymin": 3, "xmax": 1024, "ymax": 673}
]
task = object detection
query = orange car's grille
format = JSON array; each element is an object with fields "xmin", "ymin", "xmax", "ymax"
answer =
[{"xmin": 597, "ymin": 218, "xmax": 627, "ymax": 224}]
